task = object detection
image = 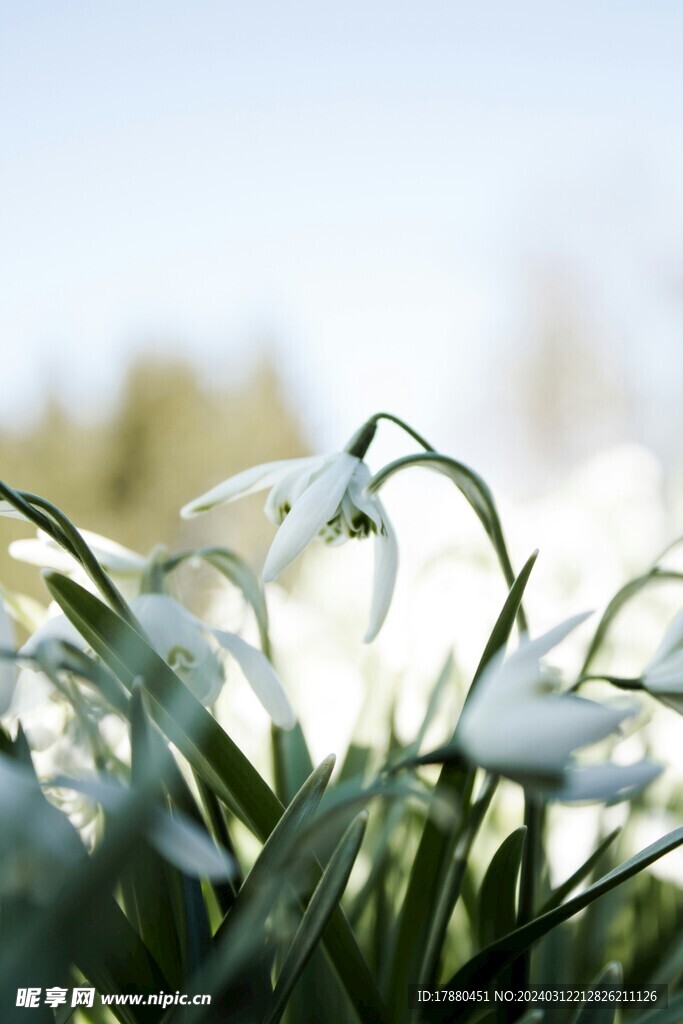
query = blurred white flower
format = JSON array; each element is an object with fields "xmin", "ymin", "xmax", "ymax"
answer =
[
  {"xmin": 456, "ymin": 613, "xmax": 661, "ymax": 801},
  {"xmin": 17, "ymin": 593, "xmax": 296, "ymax": 729},
  {"xmin": 641, "ymin": 610, "xmax": 683, "ymax": 714},
  {"xmin": 0, "ymin": 601, "xmax": 18, "ymax": 714},
  {"xmin": 132, "ymin": 594, "xmax": 296, "ymax": 727},
  {"xmin": 181, "ymin": 451, "xmax": 398, "ymax": 641},
  {"xmin": 10, "ymin": 527, "xmax": 147, "ymax": 577}
]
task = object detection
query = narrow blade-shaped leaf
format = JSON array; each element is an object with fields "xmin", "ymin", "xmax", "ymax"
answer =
[
  {"xmin": 263, "ymin": 812, "xmax": 369, "ymax": 1024},
  {"xmin": 569, "ymin": 963, "xmax": 622, "ymax": 1024},
  {"xmin": 441, "ymin": 827, "xmax": 683, "ymax": 1021},
  {"xmin": 478, "ymin": 826, "xmax": 527, "ymax": 947}
]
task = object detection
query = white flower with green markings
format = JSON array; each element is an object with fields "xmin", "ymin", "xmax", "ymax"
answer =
[
  {"xmin": 20, "ymin": 593, "xmax": 295, "ymax": 729},
  {"xmin": 457, "ymin": 613, "xmax": 661, "ymax": 801},
  {"xmin": 181, "ymin": 447, "xmax": 397, "ymax": 642}
]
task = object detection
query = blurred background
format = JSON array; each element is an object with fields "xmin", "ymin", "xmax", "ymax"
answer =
[{"xmin": 3, "ymin": 3, "xmax": 683, "ymax": 793}]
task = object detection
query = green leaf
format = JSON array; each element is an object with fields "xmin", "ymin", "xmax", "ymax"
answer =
[
  {"xmin": 165, "ymin": 756, "xmax": 341, "ymax": 1022},
  {"xmin": 272, "ymin": 720, "xmax": 316, "ymax": 804},
  {"xmin": 478, "ymin": 827, "xmax": 527, "ymax": 947},
  {"xmin": 384, "ymin": 551, "xmax": 537, "ymax": 1023},
  {"xmin": 200, "ymin": 756, "xmax": 337, "ymax": 1017},
  {"xmin": 538, "ymin": 829, "xmax": 621, "ymax": 914},
  {"xmin": 45, "ymin": 573, "xmax": 388, "ymax": 1024},
  {"xmin": 45, "ymin": 569, "xmax": 285, "ymax": 836},
  {"xmin": 444, "ymin": 827, "xmax": 683, "ymax": 1016},
  {"xmin": 632, "ymin": 993, "xmax": 683, "ymax": 1024},
  {"xmin": 121, "ymin": 686, "xmax": 207, "ymax": 986},
  {"xmin": 264, "ymin": 812, "xmax": 369, "ymax": 1024},
  {"xmin": 569, "ymin": 962, "xmax": 622, "ymax": 1024},
  {"xmin": 0, "ymin": 729, "xmax": 167, "ymax": 1024},
  {"xmin": 0, "ymin": 785, "xmax": 168, "ymax": 1024},
  {"xmin": 222, "ymin": 754, "xmax": 336, "ymax": 915},
  {"xmin": 581, "ymin": 569, "xmax": 683, "ymax": 673}
]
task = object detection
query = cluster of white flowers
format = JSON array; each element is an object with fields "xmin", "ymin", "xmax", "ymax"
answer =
[{"xmin": 2, "ymin": 424, "xmax": 683, "ymax": 807}]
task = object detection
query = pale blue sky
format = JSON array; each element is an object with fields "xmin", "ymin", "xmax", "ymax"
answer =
[{"xmin": 2, "ymin": 2, "xmax": 682, "ymax": 473}]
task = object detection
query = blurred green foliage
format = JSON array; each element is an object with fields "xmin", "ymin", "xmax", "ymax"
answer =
[{"xmin": 0, "ymin": 352, "xmax": 309, "ymax": 606}]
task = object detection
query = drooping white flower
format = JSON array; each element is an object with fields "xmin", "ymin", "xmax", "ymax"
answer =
[
  {"xmin": 181, "ymin": 451, "xmax": 398, "ymax": 642},
  {"xmin": 130, "ymin": 594, "xmax": 295, "ymax": 727},
  {"xmin": 456, "ymin": 613, "xmax": 661, "ymax": 802},
  {"xmin": 641, "ymin": 610, "xmax": 683, "ymax": 714},
  {"xmin": 17, "ymin": 593, "xmax": 296, "ymax": 729}
]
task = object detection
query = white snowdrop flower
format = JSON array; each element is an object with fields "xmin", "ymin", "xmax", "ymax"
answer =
[
  {"xmin": 16, "ymin": 593, "xmax": 295, "ymax": 730},
  {"xmin": 181, "ymin": 446, "xmax": 397, "ymax": 642},
  {"xmin": 456, "ymin": 613, "xmax": 661, "ymax": 802},
  {"xmin": 130, "ymin": 594, "xmax": 296, "ymax": 728},
  {"xmin": 641, "ymin": 610, "xmax": 683, "ymax": 714}
]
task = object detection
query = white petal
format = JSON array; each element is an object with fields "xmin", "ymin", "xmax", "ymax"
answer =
[
  {"xmin": 210, "ymin": 627, "xmax": 296, "ymax": 729},
  {"xmin": 180, "ymin": 457, "xmax": 325, "ymax": 518},
  {"xmin": 459, "ymin": 694, "xmax": 635, "ymax": 776},
  {"xmin": 644, "ymin": 649, "xmax": 683, "ymax": 694},
  {"xmin": 262, "ymin": 453, "xmax": 359, "ymax": 581},
  {"xmin": 263, "ymin": 460, "xmax": 331, "ymax": 525},
  {"xmin": 19, "ymin": 612, "xmax": 87, "ymax": 659},
  {"xmin": 364, "ymin": 510, "xmax": 399, "ymax": 643},
  {"xmin": 131, "ymin": 594, "xmax": 223, "ymax": 704},
  {"xmin": 645, "ymin": 610, "xmax": 683, "ymax": 674},
  {"xmin": 557, "ymin": 760, "xmax": 662, "ymax": 802},
  {"xmin": 10, "ymin": 528, "xmax": 146, "ymax": 576},
  {"xmin": 148, "ymin": 807, "xmax": 235, "ymax": 880},
  {"xmin": 79, "ymin": 531, "xmax": 147, "ymax": 575},
  {"xmin": 10, "ymin": 536, "xmax": 78, "ymax": 573},
  {"xmin": 0, "ymin": 500, "xmax": 30, "ymax": 521},
  {"xmin": 0, "ymin": 604, "xmax": 17, "ymax": 715},
  {"xmin": 477, "ymin": 611, "xmax": 594, "ymax": 706}
]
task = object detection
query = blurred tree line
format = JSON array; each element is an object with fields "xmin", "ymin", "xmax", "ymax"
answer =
[{"xmin": 0, "ymin": 353, "xmax": 309, "ymax": 604}]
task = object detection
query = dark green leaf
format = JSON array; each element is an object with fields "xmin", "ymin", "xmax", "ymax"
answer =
[
  {"xmin": 46, "ymin": 573, "xmax": 387, "ymax": 1024},
  {"xmin": 569, "ymin": 962, "xmax": 622, "ymax": 1024},
  {"xmin": 444, "ymin": 827, "xmax": 683, "ymax": 1019},
  {"xmin": 264, "ymin": 812, "xmax": 368, "ymax": 1024},
  {"xmin": 478, "ymin": 827, "xmax": 527, "ymax": 947}
]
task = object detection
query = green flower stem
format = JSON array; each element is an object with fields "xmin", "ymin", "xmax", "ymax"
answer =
[
  {"xmin": 139, "ymin": 545, "xmax": 169, "ymax": 595},
  {"xmin": 368, "ymin": 411, "xmax": 435, "ymax": 452},
  {"xmin": 345, "ymin": 418, "xmax": 379, "ymax": 459},
  {"xmin": 0, "ymin": 481, "xmax": 137, "ymax": 628},
  {"xmin": 418, "ymin": 772, "xmax": 498, "ymax": 992},
  {"xmin": 368, "ymin": 452, "xmax": 527, "ymax": 633},
  {"xmin": 514, "ymin": 796, "xmax": 544, "ymax": 1002},
  {"xmin": 571, "ymin": 674, "xmax": 644, "ymax": 693}
]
